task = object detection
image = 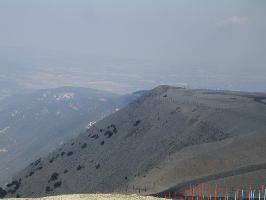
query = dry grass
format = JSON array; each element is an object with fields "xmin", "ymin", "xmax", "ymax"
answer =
[{"xmin": 5, "ymin": 194, "xmax": 164, "ymax": 200}]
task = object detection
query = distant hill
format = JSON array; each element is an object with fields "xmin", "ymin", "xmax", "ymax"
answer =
[
  {"xmin": 0, "ymin": 87, "xmax": 145, "ymax": 186},
  {"xmin": 2, "ymin": 85, "xmax": 266, "ymax": 198},
  {"xmin": 0, "ymin": 79, "xmax": 23, "ymax": 102}
]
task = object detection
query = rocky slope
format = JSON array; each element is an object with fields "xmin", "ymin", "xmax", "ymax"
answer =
[{"xmin": 2, "ymin": 85, "xmax": 266, "ymax": 198}]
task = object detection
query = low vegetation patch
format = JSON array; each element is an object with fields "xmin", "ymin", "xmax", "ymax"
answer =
[
  {"xmin": 81, "ymin": 143, "xmax": 87, "ymax": 149},
  {"xmin": 104, "ymin": 130, "xmax": 113, "ymax": 138},
  {"xmin": 0, "ymin": 187, "xmax": 7, "ymax": 198},
  {"xmin": 91, "ymin": 134, "xmax": 99, "ymax": 139},
  {"xmin": 45, "ymin": 186, "xmax": 52, "ymax": 192},
  {"xmin": 133, "ymin": 120, "xmax": 141, "ymax": 126},
  {"xmin": 49, "ymin": 157, "xmax": 55, "ymax": 163},
  {"xmin": 33, "ymin": 158, "xmax": 41, "ymax": 166},
  {"xmin": 54, "ymin": 181, "xmax": 62, "ymax": 189},
  {"xmin": 28, "ymin": 171, "xmax": 34, "ymax": 177},
  {"xmin": 77, "ymin": 165, "xmax": 84, "ymax": 170},
  {"xmin": 4, "ymin": 179, "xmax": 21, "ymax": 195},
  {"xmin": 95, "ymin": 164, "xmax": 100, "ymax": 169},
  {"xmin": 49, "ymin": 172, "xmax": 59, "ymax": 182}
]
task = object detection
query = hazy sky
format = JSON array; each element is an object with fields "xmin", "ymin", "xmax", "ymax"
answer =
[{"xmin": 0, "ymin": 0, "xmax": 265, "ymax": 93}]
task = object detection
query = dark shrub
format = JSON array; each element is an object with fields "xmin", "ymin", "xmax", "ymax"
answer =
[
  {"xmin": 37, "ymin": 166, "xmax": 43, "ymax": 170},
  {"xmin": 108, "ymin": 124, "xmax": 116, "ymax": 129},
  {"xmin": 13, "ymin": 181, "xmax": 20, "ymax": 190},
  {"xmin": 100, "ymin": 141, "xmax": 105, "ymax": 145},
  {"xmin": 49, "ymin": 157, "xmax": 55, "ymax": 163},
  {"xmin": 113, "ymin": 127, "xmax": 118, "ymax": 133},
  {"xmin": 76, "ymin": 165, "xmax": 84, "ymax": 170},
  {"xmin": 81, "ymin": 143, "xmax": 87, "ymax": 149},
  {"xmin": 63, "ymin": 170, "xmax": 68, "ymax": 174},
  {"xmin": 45, "ymin": 186, "xmax": 52, "ymax": 192},
  {"xmin": 104, "ymin": 130, "xmax": 113, "ymax": 138},
  {"xmin": 6, "ymin": 182, "xmax": 13, "ymax": 187},
  {"xmin": 54, "ymin": 181, "xmax": 62, "ymax": 189},
  {"xmin": 133, "ymin": 120, "xmax": 141, "ymax": 126},
  {"xmin": 33, "ymin": 158, "xmax": 41, "ymax": 166},
  {"xmin": 29, "ymin": 171, "xmax": 34, "ymax": 177},
  {"xmin": 0, "ymin": 187, "xmax": 7, "ymax": 198},
  {"xmin": 95, "ymin": 164, "xmax": 100, "ymax": 169},
  {"xmin": 91, "ymin": 134, "xmax": 99, "ymax": 139},
  {"xmin": 107, "ymin": 124, "xmax": 117, "ymax": 133},
  {"xmin": 67, "ymin": 151, "xmax": 73, "ymax": 156},
  {"xmin": 50, "ymin": 172, "xmax": 59, "ymax": 181},
  {"xmin": 61, "ymin": 152, "xmax": 65, "ymax": 156}
]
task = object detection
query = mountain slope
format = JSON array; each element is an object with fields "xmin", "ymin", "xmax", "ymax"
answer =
[
  {"xmin": 2, "ymin": 85, "xmax": 266, "ymax": 198},
  {"xmin": 0, "ymin": 87, "xmax": 143, "ymax": 186}
]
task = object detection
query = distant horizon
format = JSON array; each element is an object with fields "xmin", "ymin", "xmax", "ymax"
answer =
[{"xmin": 0, "ymin": 0, "xmax": 265, "ymax": 94}]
